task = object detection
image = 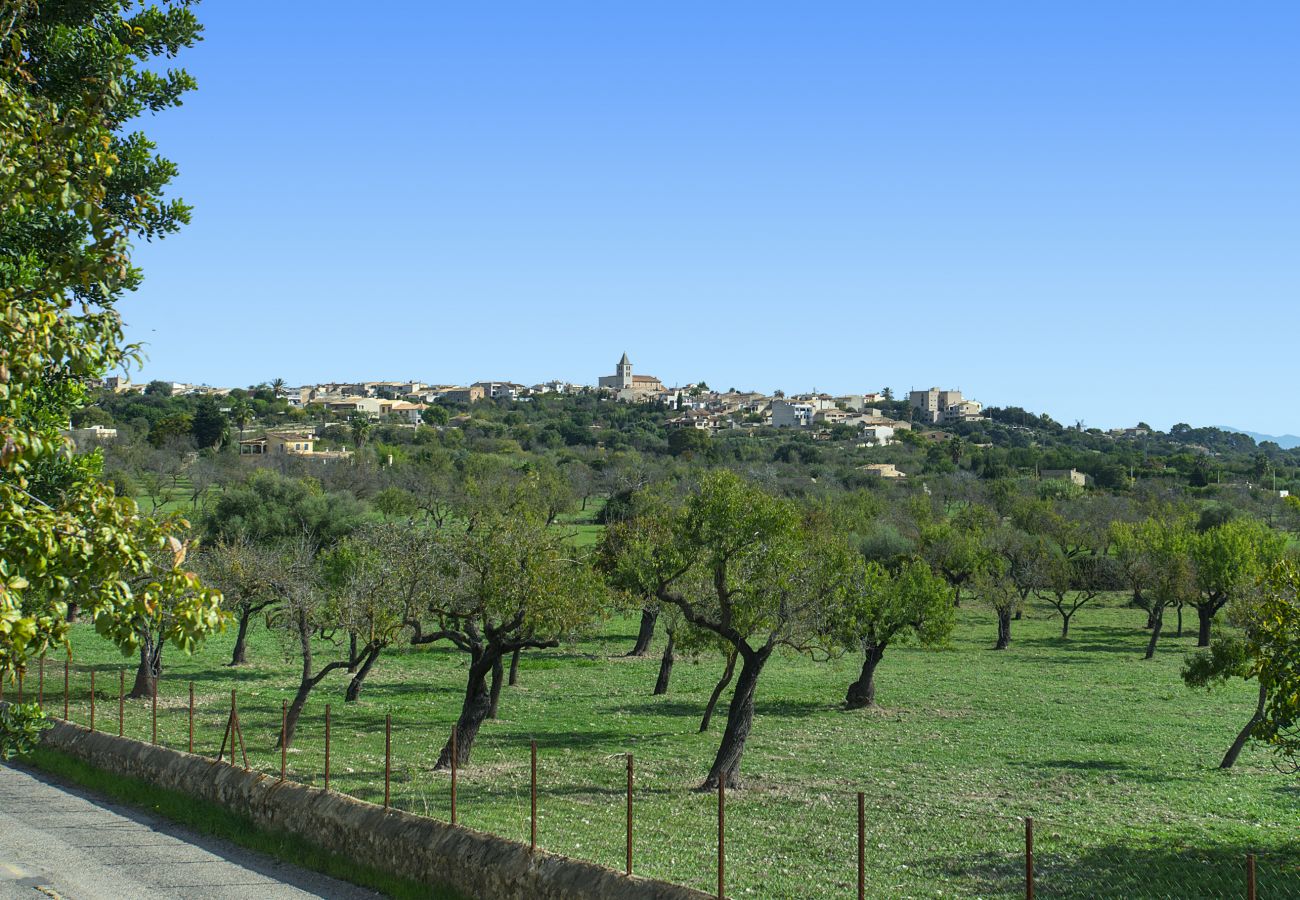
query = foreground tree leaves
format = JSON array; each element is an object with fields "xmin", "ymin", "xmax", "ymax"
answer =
[{"xmin": 0, "ymin": 2, "xmax": 224, "ymax": 707}]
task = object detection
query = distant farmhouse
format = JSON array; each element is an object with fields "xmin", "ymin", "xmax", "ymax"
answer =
[
  {"xmin": 63, "ymin": 424, "xmax": 117, "ymax": 449},
  {"xmin": 598, "ymin": 353, "xmax": 664, "ymax": 400},
  {"xmin": 239, "ymin": 430, "xmax": 351, "ymax": 461},
  {"xmin": 859, "ymin": 463, "xmax": 906, "ymax": 479},
  {"xmin": 1041, "ymin": 468, "xmax": 1092, "ymax": 487}
]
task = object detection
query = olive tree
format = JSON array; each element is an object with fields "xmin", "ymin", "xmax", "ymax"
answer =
[
  {"xmin": 1183, "ymin": 560, "xmax": 1299, "ymax": 769},
  {"xmin": 271, "ymin": 542, "xmax": 350, "ymax": 747},
  {"xmin": 324, "ymin": 522, "xmax": 439, "ymax": 702},
  {"xmin": 919, "ymin": 520, "xmax": 986, "ymax": 608},
  {"xmin": 974, "ymin": 564, "xmax": 1021, "ymax": 650},
  {"xmin": 195, "ymin": 536, "xmax": 282, "ymax": 666},
  {"xmin": 1111, "ymin": 516, "xmax": 1197, "ymax": 659},
  {"xmin": 1189, "ymin": 517, "xmax": 1287, "ymax": 647},
  {"xmin": 600, "ymin": 471, "xmax": 853, "ymax": 789},
  {"xmin": 839, "ymin": 560, "xmax": 953, "ymax": 708},
  {"xmin": 1038, "ymin": 551, "xmax": 1121, "ymax": 639},
  {"xmin": 412, "ymin": 512, "xmax": 604, "ymax": 769}
]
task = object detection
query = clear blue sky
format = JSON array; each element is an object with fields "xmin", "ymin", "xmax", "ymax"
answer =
[{"xmin": 124, "ymin": 2, "xmax": 1300, "ymax": 434}]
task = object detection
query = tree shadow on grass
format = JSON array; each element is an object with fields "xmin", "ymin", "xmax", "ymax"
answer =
[
  {"xmin": 502, "ymin": 728, "xmax": 682, "ymax": 753},
  {"xmin": 1010, "ymin": 758, "xmax": 1131, "ymax": 772},
  {"xmin": 1273, "ymin": 782, "xmax": 1300, "ymax": 799},
  {"xmin": 177, "ymin": 667, "xmax": 288, "ymax": 686},
  {"xmin": 355, "ymin": 680, "xmax": 467, "ymax": 701},
  {"xmin": 611, "ymin": 697, "xmax": 830, "ymax": 721},
  {"xmin": 931, "ymin": 841, "xmax": 1300, "ymax": 899},
  {"xmin": 1018, "ymin": 623, "xmax": 1210, "ymax": 659},
  {"xmin": 1003, "ymin": 757, "xmax": 1178, "ymax": 786},
  {"xmin": 1016, "ymin": 638, "xmax": 1144, "ymax": 656}
]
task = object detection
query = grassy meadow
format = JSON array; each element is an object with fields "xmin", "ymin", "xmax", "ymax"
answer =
[{"xmin": 33, "ymin": 598, "xmax": 1300, "ymax": 899}]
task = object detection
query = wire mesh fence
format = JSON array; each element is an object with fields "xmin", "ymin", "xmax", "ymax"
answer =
[{"xmin": 16, "ymin": 661, "xmax": 1300, "ymax": 899}]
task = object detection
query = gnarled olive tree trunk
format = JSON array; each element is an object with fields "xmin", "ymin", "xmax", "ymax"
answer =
[
  {"xmin": 344, "ymin": 642, "xmax": 383, "ymax": 702},
  {"xmin": 1144, "ymin": 608, "xmax": 1164, "ymax": 659},
  {"xmin": 1195, "ymin": 602, "xmax": 1221, "ymax": 648},
  {"xmin": 130, "ymin": 631, "xmax": 163, "ymax": 699},
  {"xmin": 653, "ymin": 629, "xmax": 675, "ymax": 695},
  {"xmin": 229, "ymin": 609, "xmax": 255, "ymax": 666},
  {"xmin": 629, "ymin": 607, "xmax": 657, "ymax": 657},
  {"xmin": 699, "ymin": 644, "xmax": 772, "ymax": 791},
  {"xmin": 1220, "ymin": 682, "xmax": 1267, "ymax": 769},
  {"xmin": 435, "ymin": 648, "xmax": 498, "ymax": 769},
  {"xmin": 488, "ymin": 655, "xmax": 504, "ymax": 719},
  {"xmin": 699, "ymin": 648, "xmax": 737, "ymax": 732},
  {"xmin": 845, "ymin": 641, "xmax": 886, "ymax": 709},
  {"xmin": 995, "ymin": 609, "xmax": 1012, "ymax": 650},
  {"xmin": 279, "ymin": 613, "xmax": 351, "ymax": 748}
]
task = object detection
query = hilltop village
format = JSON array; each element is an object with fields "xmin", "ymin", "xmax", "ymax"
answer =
[{"xmin": 83, "ymin": 352, "xmax": 982, "ymax": 447}]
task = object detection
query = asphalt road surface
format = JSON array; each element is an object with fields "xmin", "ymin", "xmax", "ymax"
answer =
[{"xmin": 0, "ymin": 762, "xmax": 383, "ymax": 899}]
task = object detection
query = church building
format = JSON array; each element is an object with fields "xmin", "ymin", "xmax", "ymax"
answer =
[{"xmin": 598, "ymin": 352, "xmax": 664, "ymax": 398}]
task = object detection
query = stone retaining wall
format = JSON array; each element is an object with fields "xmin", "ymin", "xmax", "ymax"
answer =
[{"xmin": 34, "ymin": 718, "xmax": 711, "ymax": 900}]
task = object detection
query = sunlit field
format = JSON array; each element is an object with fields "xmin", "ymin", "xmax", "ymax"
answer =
[{"xmin": 41, "ymin": 599, "xmax": 1300, "ymax": 898}]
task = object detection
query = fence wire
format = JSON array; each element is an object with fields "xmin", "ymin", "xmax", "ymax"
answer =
[{"xmin": 22, "ymin": 666, "xmax": 1300, "ymax": 899}]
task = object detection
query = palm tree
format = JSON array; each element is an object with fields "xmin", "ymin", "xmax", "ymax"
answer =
[
  {"xmin": 230, "ymin": 398, "xmax": 254, "ymax": 443},
  {"xmin": 349, "ymin": 412, "xmax": 372, "ymax": 448},
  {"xmin": 270, "ymin": 377, "xmax": 287, "ymax": 398}
]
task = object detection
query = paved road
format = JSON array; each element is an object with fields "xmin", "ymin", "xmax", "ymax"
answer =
[{"xmin": 0, "ymin": 763, "xmax": 383, "ymax": 899}]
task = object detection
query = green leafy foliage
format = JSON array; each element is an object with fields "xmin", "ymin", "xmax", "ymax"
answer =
[
  {"xmin": 0, "ymin": 701, "xmax": 49, "ymax": 759},
  {"xmin": 1, "ymin": 1, "xmax": 223, "ymax": 676},
  {"xmin": 1251, "ymin": 563, "xmax": 1300, "ymax": 767},
  {"xmin": 201, "ymin": 470, "xmax": 368, "ymax": 546}
]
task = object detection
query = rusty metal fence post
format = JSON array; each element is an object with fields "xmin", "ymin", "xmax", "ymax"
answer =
[
  {"xmin": 857, "ymin": 791, "xmax": 865, "ymax": 900},
  {"xmin": 450, "ymin": 727, "xmax": 458, "ymax": 826},
  {"xmin": 217, "ymin": 688, "xmax": 249, "ymax": 770},
  {"xmin": 218, "ymin": 689, "xmax": 234, "ymax": 763},
  {"xmin": 626, "ymin": 752, "xmax": 633, "ymax": 876},
  {"xmin": 188, "ymin": 682, "xmax": 194, "ymax": 753},
  {"xmin": 1247, "ymin": 853, "xmax": 1257, "ymax": 900},
  {"xmin": 63, "ymin": 658, "xmax": 69, "ymax": 719},
  {"xmin": 118, "ymin": 669, "xmax": 125, "ymax": 736},
  {"xmin": 236, "ymin": 691, "xmax": 248, "ymax": 770},
  {"xmin": 151, "ymin": 678, "xmax": 158, "ymax": 745},
  {"xmin": 1025, "ymin": 816, "xmax": 1035, "ymax": 900},
  {"xmin": 530, "ymin": 738, "xmax": 537, "ymax": 852},
  {"xmin": 280, "ymin": 699, "xmax": 288, "ymax": 781},
  {"xmin": 383, "ymin": 712, "xmax": 391, "ymax": 808},
  {"xmin": 717, "ymin": 780, "xmax": 726, "ymax": 900},
  {"xmin": 38, "ymin": 658, "xmax": 44, "ymax": 709},
  {"xmin": 89, "ymin": 669, "xmax": 95, "ymax": 732},
  {"xmin": 324, "ymin": 704, "xmax": 331, "ymax": 791},
  {"xmin": 230, "ymin": 689, "xmax": 238, "ymax": 766}
]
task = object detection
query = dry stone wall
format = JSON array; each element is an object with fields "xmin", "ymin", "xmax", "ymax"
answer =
[{"xmin": 35, "ymin": 718, "xmax": 711, "ymax": 900}]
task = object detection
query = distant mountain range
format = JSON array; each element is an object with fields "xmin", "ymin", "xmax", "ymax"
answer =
[{"xmin": 1217, "ymin": 427, "xmax": 1300, "ymax": 450}]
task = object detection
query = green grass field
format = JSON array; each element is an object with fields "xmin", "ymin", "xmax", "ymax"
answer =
[{"xmin": 30, "ymin": 598, "xmax": 1300, "ymax": 898}]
